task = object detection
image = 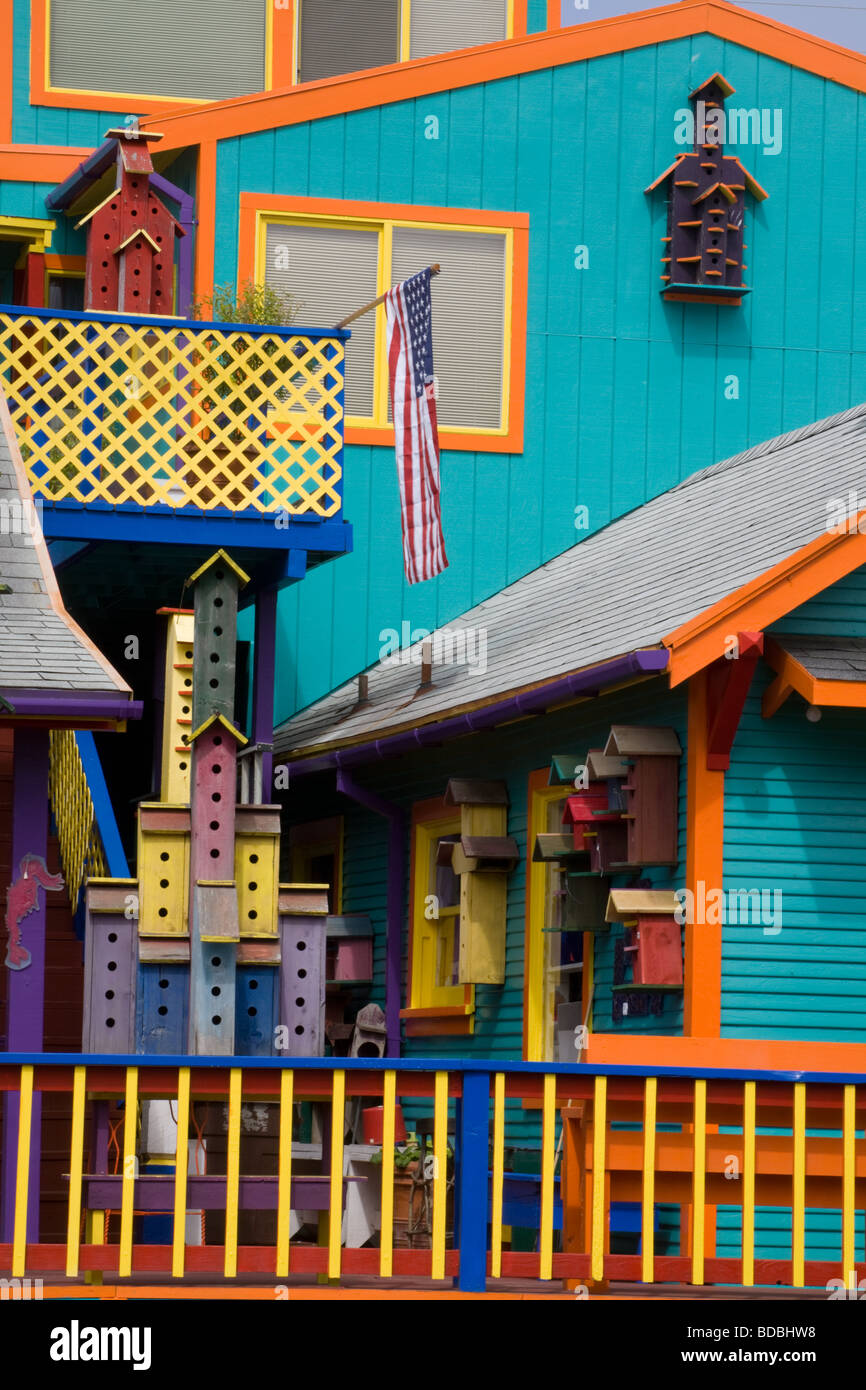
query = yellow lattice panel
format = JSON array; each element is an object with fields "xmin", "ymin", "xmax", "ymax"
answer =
[
  {"xmin": 48, "ymin": 730, "xmax": 107, "ymax": 904},
  {"xmin": 0, "ymin": 314, "xmax": 344, "ymax": 517},
  {"xmin": 235, "ymin": 808, "xmax": 280, "ymax": 938},
  {"xmin": 137, "ymin": 804, "xmax": 190, "ymax": 937},
  {"xmin": 160, "ymin": 612, "xmax": 195, "ymax": 804}
]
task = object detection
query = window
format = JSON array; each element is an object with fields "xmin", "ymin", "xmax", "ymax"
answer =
[
  {"xmin": 46, "ymin": 274, "xmax": 84, "ymax": 312},
  {"xmin": 257, "ymin": 202, "xmax": 523, "ymax": 443},
  {"xmin": 297, "ymin": 0, "xmax": 509, "ymax": 83},
  {"xmin": 48, "ymin": 0, "xmax": 267, "ymax": 101},
  {"xmin": 287, "ymin": 816, "xmax": 343, "ymax": 912},
  {"xmin": 525, "ymin": 776, "xmax": 588, "ymax": 1062},
  {"xmin": 404, "ymin": 802, "xmax": 474, "ymax": 1030}
]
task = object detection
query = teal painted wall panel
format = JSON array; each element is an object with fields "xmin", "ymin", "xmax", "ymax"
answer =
[
  {"xmin": 202, "ymin": 39, "xmax": 866, "ymax": 722},
  {"xmin": 527, "ymin": 0, "xmax": 549, "ymax": 33},
  {"xmin": 723, "ymin": 669, "xmax": 866, "ymax": 1042}
]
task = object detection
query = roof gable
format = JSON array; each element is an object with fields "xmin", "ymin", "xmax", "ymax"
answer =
[{"xmin": 0, "ymin": 393, "xmax": 131, "ymax": 703}]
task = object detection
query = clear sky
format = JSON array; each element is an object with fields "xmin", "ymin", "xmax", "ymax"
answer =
[{"xmin": 561, "ymin": 0, "xmax": 866, "ymax": 54}]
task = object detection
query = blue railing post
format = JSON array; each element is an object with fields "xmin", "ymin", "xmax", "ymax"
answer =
[{"xmin": 455, "ymin": 1069, "xmax": 490, "ymax": 1292}]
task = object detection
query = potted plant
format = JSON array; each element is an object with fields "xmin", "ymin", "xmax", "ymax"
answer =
[{"xmin": 370, "ymin": 1137, "xmax": 454, "ymax": 1249}]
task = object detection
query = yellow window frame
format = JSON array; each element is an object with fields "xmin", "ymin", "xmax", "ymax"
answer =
[
  {"xmin": 525, "ymin": 776, "xmax": 589, "ymax": 1063},
  {"xmin": 288, "ymin": 816, "xmax": 344, "ymax": 913},
  {"xmin": 253, "ymin": 208, "xmax": 514, "ymax": 440},
  {"xmin": 408, "ymin": 811, "xmax": 474, "ymax": 1016}
]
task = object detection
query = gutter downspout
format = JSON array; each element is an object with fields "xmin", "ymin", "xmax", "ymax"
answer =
[
  {"xmin": 335, "ymin": 770, "xmax": 405, "ymax": 1059},
  {"xmin": 287, "ymin": 649, "xmax": 670, "ymax": 779}
]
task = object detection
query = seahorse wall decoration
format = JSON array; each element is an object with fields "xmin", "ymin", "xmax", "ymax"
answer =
[{"xmin": 4, "ymin": 855, "xmax": 65, "ymax": 971}]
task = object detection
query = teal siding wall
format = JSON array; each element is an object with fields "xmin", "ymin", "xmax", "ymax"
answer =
[
  {"xmin": 210, "ymin": 38, "xmax": 866, "ymax": 723},
  {"xmin": 722, "ymin": 565, "xmax": 866, "ymax": 1042},
  {"xmin": 769, "ymin": 564, "xmax": 866, "ymax": 638}
]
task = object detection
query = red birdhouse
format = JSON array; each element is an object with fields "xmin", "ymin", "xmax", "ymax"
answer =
[
  {"xmin": 78, "ymin": 125, "xmax": 184, "ymax": 316},
  {"xmin": 606, "ymin": 890, "xmax": 683, "ymax": 989}
]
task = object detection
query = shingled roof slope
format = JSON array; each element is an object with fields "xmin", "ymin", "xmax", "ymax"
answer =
[{"xmin": 0, "ymin": 396, "xmax": 131, "ymax": 697}]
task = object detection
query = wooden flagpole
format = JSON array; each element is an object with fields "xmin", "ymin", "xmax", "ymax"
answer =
[{"xmin": 333, "ymin": 264, "xmax": 440, "ymax": 330}]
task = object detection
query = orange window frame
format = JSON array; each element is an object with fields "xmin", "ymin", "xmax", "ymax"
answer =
[
  {"xmin": 238, "ymin": 191, "xmax": 528, "ymax": 454},
  {"xmin": 401, "ymin": 795, "xmax": 474, "ymax": 1037}
]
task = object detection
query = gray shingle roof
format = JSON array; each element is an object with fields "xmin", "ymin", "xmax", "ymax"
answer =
[
  {"xmin": 275, "ymin": 401, "xmax": 866, "ymax": 758},
  {"xmin": 773, "ymin": 635, "xmax": 866, "ymax": 682},
  {"xmin": 0, "ymin": 404, "xmax": 130, "ymax": 697}
]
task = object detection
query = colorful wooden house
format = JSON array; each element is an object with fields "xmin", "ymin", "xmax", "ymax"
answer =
[{"xmin": 0, "ymin": 0, "xmax": 865, "ymax": 1300}]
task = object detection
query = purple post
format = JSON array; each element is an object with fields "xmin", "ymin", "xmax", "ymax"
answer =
[
  {"xmin": 252, "ymin": 587, "xmax": 278, "ymax": 798},
  {"xmin": 0, "ymin": 729, "xmax": 50, "ymax": 1243},
  {"xmin": 149, "ymin": 172, "xmax": 195, "ymax": 319},
  {"xmin": 335, "ymin": 772, "xmax": 405, "ymax": 1058}
]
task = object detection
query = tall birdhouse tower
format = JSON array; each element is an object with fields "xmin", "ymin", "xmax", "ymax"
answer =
[{"xmin": 77, "ymin": 123, "xmax": 184, "ymax": 316}]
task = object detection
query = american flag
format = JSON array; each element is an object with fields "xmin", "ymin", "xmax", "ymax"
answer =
[{"xmin": 384, "ymin": 267, "xmax": 448, "ymax": 584}]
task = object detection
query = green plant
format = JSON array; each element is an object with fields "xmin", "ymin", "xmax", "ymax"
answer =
[
  {"xmin": 369, "ymin": 1135, "xmax": 453, "ymax": 1170},
  {"xmin": 190, "ymin": 278, "xmax": 301, "ymax": 327}
]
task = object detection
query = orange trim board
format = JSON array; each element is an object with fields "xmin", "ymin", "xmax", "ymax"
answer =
[
  {"xmin": 586, "ymin": 1033, "xmax": 866, "ymax": 1074},
  {"xmin": 762, "ymin": 636, "xmax": 866, "ymax": 712},
  {"xmin": 141, "ymin": 1, "xmax": 866, "ymax": 150},
  {"xmin": 664, "ymin": 513, "xmax": 866, "ymax": 686},
  {"xmin": 0, "ymin": 145, "xmax": 90, "ymax": 183},
  {"xmin": 239, "ymin": 193, "xmax": 529, "ymax": 455}
]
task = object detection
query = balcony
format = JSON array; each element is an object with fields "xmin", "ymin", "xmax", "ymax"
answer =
[
  {"xmin": 0, "ymin": 1055, "xmax": 862, "ymax": 1298},
  {"xmin": 0, "ymin": 306, "xmax": 352, "ymax": 601}
]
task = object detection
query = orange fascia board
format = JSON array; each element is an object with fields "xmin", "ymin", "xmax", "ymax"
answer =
[
  {"xmin": 763, "ymin": 636, "xmax": 866, "ymax": 709},
  {"xmin": 239, "ymin": 193, "xmax": 529, "ymax": 454},
  {"xmin": 140, "ymin": 1, "xmax": 866, "ymax": 151},
  {"xmin": 0, "ymin": 144, "xmax": 91, "ymax": 183},
  {"xmin": 586, "ymin": 1032, "xmax": 866, "ymax": 1074},
  {"xmin": 664, "ymin": 513, "xmax": 866, "ymax": 686}
]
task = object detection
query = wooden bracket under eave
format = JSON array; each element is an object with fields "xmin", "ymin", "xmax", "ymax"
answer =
[
  {"xmin": 705, "ymin": 630, "xmax": 764, "ymax": 770},
  {"xmin": 761, "ymin": 673, "xmax": 793, "ymax": 720}
]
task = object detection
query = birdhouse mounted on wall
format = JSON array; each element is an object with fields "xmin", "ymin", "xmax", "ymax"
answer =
[
  {"xmin": 77, "ymin": 123, "xmax": 184, "ymax": 316},
  {"xmin": 606, "ymin": 889, "xmax": 683, "ymax": 990},
  {"xmin": 603, "ymin": 726, "xmax": 681, "ymax": 867},
  {"xmin": 442, "ymin": 778, "xmax": 515, "ymax": 985},
  {"xmin": 645, "ymin": 74, "xmax": 768, "ymax": 306}
]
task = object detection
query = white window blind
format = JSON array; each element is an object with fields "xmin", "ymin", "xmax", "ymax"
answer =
[
  {"xmin": 265, "ymin": 222, "xmax": 380, "ymax": 418},
  {"xmin": 409, "ymin": 0, "xmax": 509, "ymax": 60},
  {"xmin": 390, "ymin": 227, "xmax": 506, "ymax": 430},
  {"xmin": 49, "ymin": 0, "xmax": 266, "ymax": 100},
  {"xmin": 298, "ymin": 0, "xmax": 400, "ymax": 83}
]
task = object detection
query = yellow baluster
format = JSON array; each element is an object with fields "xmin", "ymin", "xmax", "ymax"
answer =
[
  {"xmin": 172, "ymin": 1068, "xmax": 191, "ymax": 1280},
  {"xmin": 842, "ymin": 1084, "xmax": 856, "ymax": 1283},
  {"xmin": 276, "ymin": 1069, "xmax": 294, "ymax": 1279},
  {"xmin": 379, "ymin": 1071, "xmax": 396, "ymax": 1279},
  {"xmin": 490, "ymin": 1073, "xmax": 506, "ymax": 1280},
  {"xmin": 742, "ymin": 1080, "xmax": 756, "ymax": 1287},
  {"xmin": 641, "ymin": 1076, "xmax": 657, "ymax": 1284},
  {"xmin": 792, "ymin": 1082, "xmax": 806, "ymax": 1288},
  {"xmin": 691, "ymin": 1079, "xmax": 707, "ymax": 1286},
  {"xmin": 590, "ymin": 1075, "xmax": 607, "ymax": 1284},
  {"xmin": 118, "ymin": 1067, "xmax": 138, "ymax": 1279},
  {"xmin": 328, "ymin": 1071, "xmax": 346, "ymax": 1280},
  {"xmin": 540, "ymin": 1073, "xmax": 557, "ymax": 1281},
  {"xmin": 12, "ymin": 1065, "xmax": 34, "ymax": 1278},
  {"xmin": 65, "ymin": 1066, "xmax": 87, "ymax": 1279},
  {"xmin": 224, "ymin": 1069, "xmax": 242, "ymax": 1279},
  {"xmin": 431, "ymin": 1072, "xmax": 448, "ymax": 1280}
]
